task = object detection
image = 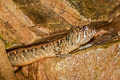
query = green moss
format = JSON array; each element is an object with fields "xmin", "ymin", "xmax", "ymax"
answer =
[
  {"xmin": 0, "ymin": 34, "xmax": 18, "ymax": 49},
  {"xmin": 4, "ymin": 39, "xmax": 18, "ymax": 49},
  {"xmin": 0, "ymin": 34, "xmax": 3, "ymax": 39}
]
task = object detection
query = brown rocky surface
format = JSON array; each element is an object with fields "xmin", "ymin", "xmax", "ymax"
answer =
[
  {"xmin": 0, "ymin": 0, "xmax": 34, "ymax": 47},
  {"xmin": 16, "ymin": 16, "xmax": 120, "ymax": 80},
  {"xmin": 0, "ymin": 0, "xmax": 120, "ymax": 80},
  {"xmin": 0, "ymin": 0, "xmax": 72, "ymax": 49},
  {"xmin": 0, "ymin": 40, "xmax": 16, "ymax": 80}
]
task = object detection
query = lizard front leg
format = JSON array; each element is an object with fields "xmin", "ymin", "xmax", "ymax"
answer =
[{"xmin": 0, "ymin": 39, "xmax": 16, "ymax": 80}]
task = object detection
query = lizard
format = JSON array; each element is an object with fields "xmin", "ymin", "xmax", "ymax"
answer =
[
  {"xmin": 0, "ymin": 0, "xmax": 119, "ymax": 79},
  {"xmin": 7, "ymin": 26, "xmax": 96, "ymax": 66}
]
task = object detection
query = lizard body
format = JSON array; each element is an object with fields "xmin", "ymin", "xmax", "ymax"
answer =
[{"xmin": 7, "ymin": 26, "xmax": 96, "ymax": 66}]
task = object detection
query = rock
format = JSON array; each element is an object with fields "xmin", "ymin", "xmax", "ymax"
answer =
[
  {"xmin": 0, "ymin": 40, "xmax": 16, "ymax": 80},
  {"xmin": 0, "ymin": 0, "xmax": 120, "ymax": 80}
]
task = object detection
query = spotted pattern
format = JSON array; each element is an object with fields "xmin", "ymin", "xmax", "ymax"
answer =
[{"xmin": 7, "ymin": 26, "xmax": 96, "ymax": 66}]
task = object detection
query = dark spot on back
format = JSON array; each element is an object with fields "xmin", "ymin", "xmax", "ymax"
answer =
[
  {"xmin": 30, "ymin": 48, "xmax": 37, "ymax": 52},
  {"xmin": 41, "ymin": 46, "xmax": 45, "ymax": 50},
  {"xmin": 9, "ymin": 52, "xmax": 15, "ymax": 56},
  {"xmin": 15, "ymin": 50, "xmax": 18, "ymax": 54},
  {"xmin": 22, "ymin": 50, "xmax": 25, "ymax": 53}
]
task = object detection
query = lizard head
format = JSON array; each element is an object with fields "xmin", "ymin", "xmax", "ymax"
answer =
[{"xmin": 71, "ymin": 26, "xmax": 96, "ymax": 46}]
